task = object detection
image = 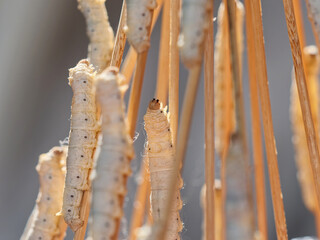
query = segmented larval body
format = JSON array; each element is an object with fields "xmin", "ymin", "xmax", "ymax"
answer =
[
  {"xmin": 62, "ymin": 59, "xmax": 98, "ymax": 231},
  {"xmin": 144, "ymin": 99, "xmax": 183, "ymax": 240},
  {"xmin": 88, "ymin": 67, "xmax": 134, "ymax": 240},
  {"xmin": 178, "ymin": 0, "xmax": 212, "ymax": 68},
  {"xmin": 126, "ymin": 0, "xmax": 157, "ymax": 53},
  {"xmin": 291, "ymin": 46, "xmax": 319, "ymax": 213},
  {"xmin": 21, "ymin": 147, "xmax": 67, "ymax": 240},
  {"xmin": 78, "ymin": 0, "xmax": 114, "ymax": 72}
]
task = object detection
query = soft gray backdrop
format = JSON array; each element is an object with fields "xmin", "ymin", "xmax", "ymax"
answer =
[{"xmin": 0, "ymin": 0, "xmax": 316, "ymax": 239}]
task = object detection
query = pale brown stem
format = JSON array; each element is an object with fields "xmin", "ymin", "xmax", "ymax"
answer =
[
  {"xmin": 204, "ymin": 12, "xmax": 215, "ymax": 240},
  {"xmin": 110, "ymin": 0, "xmax": 127, "ymax": 68},
  {"xmin": 305, "ymin": 0, "xmax": 320, "ymax": 50},
  {"xmin": 249, "ymin": 0, "xmax": 288, "ymax": 238},
  {"xmin": 283, "ymin": 0, "xmax": 320, "ymax": 228},
  {"xmin": 245, "ymin": 1, "xmax": 268, "ymax": 239},
  {"xmin": 73, "ymin": 190, "xmax": 91, "ymax": 240},
  {"xmin": 155, "ymin": 0, "xmax": 170, "ymax": 104},
  {"xmin": 121, "ymin": 0, "xmax": 164, "ymax": 85},
  {"xmin": 129, "ymin": 156, "xmax": 151, "ymax": 240},
  {"xmin": 169, "ymin": 0, "xmax": 180, "ymax": 146},
  {"xmin": 292, "ymin": 0, "xmax": 306, "ymax": 49}
]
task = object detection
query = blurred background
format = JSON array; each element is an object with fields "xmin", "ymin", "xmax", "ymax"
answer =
[{"xmin": 0, "ymin": 0, "xmax": 317, "ymax": 239}]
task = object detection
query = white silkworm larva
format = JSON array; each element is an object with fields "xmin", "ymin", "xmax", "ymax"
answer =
[
  {"xmin": 21, "ymin": 147, "xmax": 67, "ymax": 240},
  {"xmin": 78, "ymin": 0, "xmax": 114, "ymax": 72},
  {"xmin": 61, "ymin": 59, "xmax": 98, "ymax": 231},
  {"xmin": 291, "ymin": 46, "xmax": 319, "ymax": 213},
  {"xmin": 88, "ymin": 67, "xmax": 134, "ymax": 240},
  {"xmin": 126, "ymin": 0, "xmax": 157, "ymax": 53},
  {"xmin": 143, "ymin": 99, "xmax": 183, "ymax": 240},
  {"xmin": 178, "ymin": 0, "xmax": 212, "ymax": 68}
]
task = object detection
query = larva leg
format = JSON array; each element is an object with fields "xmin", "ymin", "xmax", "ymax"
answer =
[
  {"xmin": 62, "ymin": 59, "xmax": 98, "ymax": 232},
  {"xmin": 178, "ymin": 0, "xmax": 212, "ymax": 68},
  {"xmin": 21, "ymin": 147, "xmax": 67, "ymax": 240},
  {"xmin": 291, "ymin": 46, "xmax": 319, "ymax": 213},
  {"xmin": 143, "ymin": 99, "xmax": 183, "ymax": 240},
  {"xmin": 88, "ymin": 67, "xmax": 134, "ymax": 240},
  {"xmin": 78, "ymin": 0, "xmax": 114, "ymax": 72},
  {"xmin": 126, "ymin": 0, "xmax": 158, "ymax": 53}
]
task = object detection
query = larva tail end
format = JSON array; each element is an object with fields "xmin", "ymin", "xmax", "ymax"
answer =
[
  {"xmin": 148, "ymin": 98, "xmax": 161, "ymax": 110},
  {"xmin": 69, "ymin": 219, "xmax": 84, "ymax": 232}
]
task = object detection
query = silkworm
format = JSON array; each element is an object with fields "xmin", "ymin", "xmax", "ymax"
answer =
[
  {"xmin": 178, "ymin": 0, "xmax": 212, "ymax": 68},
  {"xmin": 78, "ymin": 0, "xmax": 114, "ymax": 72},
  {"xmin": 126, "ymin": 0, "xmax": 157, "ymax": 53},
  {"xmin": 21, "ymin": 147, "xmax": 67, "ymax": 240},
  {"xmin": 291, "ymin": 45, "xmax": 319, "ymax": 213},
  {"xmin": 143, "ymin": 99, "xmax": 183, "ymax": 240},
  {"xmin": 88, "ymin": 67, "xmax": 134, "ymax": 240},
  {"xmin": 61, "ymin": 59, "xmax": 98, "ymax": 231}
]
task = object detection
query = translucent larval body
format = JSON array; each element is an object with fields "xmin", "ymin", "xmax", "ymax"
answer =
[
  {"xmin": 126, "ymin": 0, "xmax": 157, "ymax": 53},
  {"xmin": 178, "ymin": 0, "xmax": 212, "ymax": 68},
  {"xmin": 21, "ymin": 147, "xmax": 67, "ymax": 240},
  {"xmin": 88, "ymin": 67, "xmax": 134, "ymax": 240},
  {"xmin": 61, "ymin": 59, "xmax": 98, "ymax": 231},
  {"xmin": 143, "ymin": 99, "xmax": 183, "ymax": 240},
  {"xmin": 291, "ymin": 46, "xmax": 319, "ymax": 213},
  {"xmin": 78, "ymin": 0, "xmax": 114, "ymax": 72}
]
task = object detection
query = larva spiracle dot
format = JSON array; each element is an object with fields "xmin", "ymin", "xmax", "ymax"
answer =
[
  {"xmin": 88, "ymin": 66, "xmax": 134, "ymax": 240},
  {"xmin": 21, "ymin": 147, "xmax": 67, "ymax": 240},
  {"xmin": 143, "ymin": 99, "xmax": 183, "ymax": 240},
  {"xmin": 61, "ymin": 59, "xmax": 98, "ymax": 232}
]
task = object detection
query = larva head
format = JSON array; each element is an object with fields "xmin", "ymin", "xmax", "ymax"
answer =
[
  {"xmin": 148, "ymin": 98, "xmax": 161, "ymax": 110},
  {"xmin": 68, "ymin": 59, "xmax": 95, "ymax": 90},
  {"xmin": 303, "ymin": 45, "xmax": 319, "ymax": 76}
]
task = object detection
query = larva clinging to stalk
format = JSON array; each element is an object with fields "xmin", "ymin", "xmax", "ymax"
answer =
[
  {"xmin": 61, "ymin": 59, "xmax": 98, "ymax": 231},
  {"xmin": 126, "ymin": 0, "xmax": 157, "ymax": 53},
  {"xmin": 88, "ymin": 67, "xmax": 134, "ymax": 240},
  {"xmin": 178, "ymin": 0, "xmax": 212, "ymax": 68},
  {"xmin": 291, "ymin": 46, "xmax": 319, "ymax": 213},
  {"xmin": 78, "ymin": 0, "xmax": 114, "ymax": 72},
  {"xmin": 21, "ymin": 147, "xmax": 67, "ymax": 240},
  {"xmin": 143, "ymin": 99, "xmax": 183, "ymax": 240}
]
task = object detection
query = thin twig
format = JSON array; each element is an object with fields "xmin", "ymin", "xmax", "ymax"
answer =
[
  {"xmin": 245, "ymin": 1, "xmax": 268, "ymax": 239},
  {"xmin": 73, "ymin": 191, "xmax": 91, "ymax": 240},
  {"xmin": 283, "ymin": 0, "xmax": 320, "ymax": 225},
  {"xmin": 305, "ymin": 0, "xmax": 320, "ymax": 50},
  {"xmin": 169, "ymin": 0, "xmax": 180, "ymax": 146},
  {"xmin": 204, "ymin": 11, "xmax": 215, "ymax": 240},
  {"xmin": 110, "ymin": 0, "xmax": 127, "ymax": 68},
  {"xmin": 249, "ymin": 0, "xmax": 288, "ymax": 238},
  {"xmin": 155, "ymin": 0, "xmax": 170, "ymax": 103},
  {"xmin": 292, "ymin": 0, "xmax": 306, "ymax": 49}
]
